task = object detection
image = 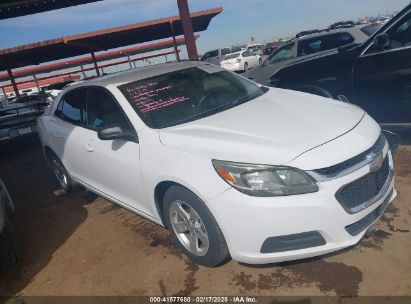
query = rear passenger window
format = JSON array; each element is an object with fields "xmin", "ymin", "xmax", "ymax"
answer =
[
  {"xmin": 55, "ymin": 89, "xmax": 86, "ymax": 126},
  {"xmin": 298, "ymin": 33, "xmax": 354, "ymax": 56},
  {"xmin": 86, "ymin": 87, "xmax": 133, "ymax": 132},
  {"xmin": 333, "ymin": 32, "xmax": 355, "ymax": 47}
]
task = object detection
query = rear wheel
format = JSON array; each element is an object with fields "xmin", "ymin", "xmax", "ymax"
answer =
[
  {"xmin": 163, "ymin": 185, "xmax": 229, "ymax": 267},
  {"xmin": 50, "ymin": 155, "xmax": 74, "ymax": 193},
  {"xmin": 0, "ymin": 218, "xmax": 19, "ymax": 271}
]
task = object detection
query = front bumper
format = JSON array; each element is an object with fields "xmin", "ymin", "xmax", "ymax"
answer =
[{"xmin": 206, "ymin": 151, "xmax": 396, "ymax": 264}]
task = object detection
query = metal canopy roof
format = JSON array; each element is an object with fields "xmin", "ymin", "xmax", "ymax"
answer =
[
  {"xmin": 0, "ymin": 35, "xmax": 199, "ymax": 81},
  {"xmin": 0, "ymin": 0, "xmax": 103, "ymax": 20},
  {"xmin": 0, "ymin": 7, "xmax": 222, "ymax": 70}
]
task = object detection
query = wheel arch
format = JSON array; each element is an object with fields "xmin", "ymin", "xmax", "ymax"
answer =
[
  {"xmin": 43, "ymin": 145, "xmax": 58, "ymax": 166},
  {"xmin": 153, "ymin": 179, "xmax": 211, "ymax": 228}
]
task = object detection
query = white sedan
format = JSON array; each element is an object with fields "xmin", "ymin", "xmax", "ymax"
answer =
[
  {"xmin": 37, "ymin": 61, "xmax": 396, "ymax": 267},
  {"xmin": 220, "ymin": 50, "xmax": 262, "ymax": 72}
]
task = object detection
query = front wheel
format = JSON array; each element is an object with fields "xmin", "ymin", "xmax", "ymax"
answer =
[
  {"xmin": 244, "ymin": 62, "xmax": 248, "ymax": 71},
  {"xmin": 163, "ymin": 185, "xmax": 229, "ymax": 267},
  {"xmin": 259, "ymin": 58, "xmax": 262, "ymax": 65}
]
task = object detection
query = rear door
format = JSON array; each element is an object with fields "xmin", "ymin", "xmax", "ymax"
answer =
[
  {"xmin": 51, "ymin": 88, "xmax": 90, "ymax": 181},
  {"xmin": 83, "ymin": 87, "xmax": 148, "ymax": 214},
  {"xmin": 353, "ymin": 10, "xmax": 411, "ymax": 127}
]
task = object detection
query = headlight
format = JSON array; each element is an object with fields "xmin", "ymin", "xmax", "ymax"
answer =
[{"xmin": 212, "ymin": 160, "xmax": 319, "ymax": 197}]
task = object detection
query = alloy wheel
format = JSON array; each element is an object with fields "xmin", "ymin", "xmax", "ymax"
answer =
[
  {"xmin": 169, "ymin": 200, "xmax": 209, "ymax": 256},
  {"xmin": 52, "ymin": 159, "xmax": 68, "ymax": 189}
]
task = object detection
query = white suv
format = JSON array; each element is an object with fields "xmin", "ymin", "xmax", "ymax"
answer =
[{"xmin": 37, "ymin": 61, "xmax": 396, "ymax": 266}]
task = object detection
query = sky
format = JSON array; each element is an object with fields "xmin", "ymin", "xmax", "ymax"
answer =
[
  {"xmin": 0, "ymin": 0, "xmax": 409, "ymax": 54},
  {"xmin": 0, "ymin": 0, "xmax": 409, "ymax": 83}
]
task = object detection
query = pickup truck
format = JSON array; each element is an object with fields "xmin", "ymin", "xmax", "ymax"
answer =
[{"xmin": 0, "ymin": 98, "xmax": 49, "ymax": 143}]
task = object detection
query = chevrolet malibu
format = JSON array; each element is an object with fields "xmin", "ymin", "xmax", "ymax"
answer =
[{"xmin": 37, "ymin": 62, "xmax": 396, "ymax": 266}]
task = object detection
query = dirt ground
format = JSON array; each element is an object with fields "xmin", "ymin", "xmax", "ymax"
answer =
[{"xmin": 0, "ymin": 136, "xmax": 410, "ymax": 301}]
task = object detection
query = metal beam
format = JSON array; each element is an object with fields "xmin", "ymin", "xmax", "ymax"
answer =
[
  {"xmin": 6, "ymin": 68, "xmax": 20, "ymax": 98},
  {"xmin": 177, "ymin": 0, "xmax": 199, "ymax": 61}
]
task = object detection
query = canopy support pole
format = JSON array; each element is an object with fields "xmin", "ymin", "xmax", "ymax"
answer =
[
  {"xmin": 7, "ymin": 68, "xmax": 20, "ymax": 98},
  {"xmin": 127, "ymin": 55, "xmax": 133, "ymax": 69},
  {"xmin": 80, "ymin": 65, "xmax": 87, "ymax": 78},
  {"xmin": 32, "ymin": 74, "xmax": 40, "ymax": 92},
  {"xmin": 177, "ymin": 0, "xmax": 198, "ymax": 61},
  {"xmin": 169, "ymin": 20, "xmax": 180, "ymax": 62},
  {"xmin": 90, "ymin": 51, "xmax": 101, "ymax": 77}
]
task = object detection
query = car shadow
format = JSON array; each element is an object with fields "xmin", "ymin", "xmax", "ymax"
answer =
[{"xmin": 0, "ymin": 136, "xmax": 96, "ymax": 299}]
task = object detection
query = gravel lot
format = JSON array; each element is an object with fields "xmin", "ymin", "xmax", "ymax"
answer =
[{"xmin": 0, "ymin": 135, "xmax": 410, "ymax": 301}]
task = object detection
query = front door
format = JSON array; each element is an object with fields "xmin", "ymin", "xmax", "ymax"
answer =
[
  {"xmin": 353, "ymin": 11, "xmax": 411, "ymax": 128},
  {"xmin": 84, "ymin": 87, "xmax": 148, "ymax": 215}
]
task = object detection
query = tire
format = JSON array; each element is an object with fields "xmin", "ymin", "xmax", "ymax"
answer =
[
  {"xmin": 163, "ymin": 185, "xmax": 230, "ymax": 267},
  {"xmin": 50, "ymin": 154, "xmax": 74, "ymax": 193},
  {"xmin": 0, "ymin": 217, "xmax": 19, "ymax": 271},
  {"xmin": 244, "ymin": 62, "xmax": 249, "ymax": 71},
  {"xmin": 259, "ymin": 58, "xmax": 262, "ymax": 65}
]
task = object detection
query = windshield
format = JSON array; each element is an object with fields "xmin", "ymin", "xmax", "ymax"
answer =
[
  {"xmin": 224, "ymin": 53, "xmax": 240, "ymax": 60},
  {"xmin": 118, "ymin": 66, "xmax": 267, "ymax": 128}
]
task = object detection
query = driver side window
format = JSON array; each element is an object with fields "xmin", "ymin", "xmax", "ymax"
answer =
[
  {"xmin": 86, "ymin": 87, "xmax": 133, "ymax": 132},
  {"xmin": 367, "ymin": 12, "xmax": 411, "ymax": 54},
  {"xmin": 268, "ymin": 43, "xmax": 295, "ymax": 64},
  {"xmin": 390, "ymin": 15, "xmax": 411, "ymax": 48}
]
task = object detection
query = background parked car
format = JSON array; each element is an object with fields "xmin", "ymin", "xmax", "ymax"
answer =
[
  {"xmin": 0, "ymin": 178, "xmax": 18, "ymax": 271},
  {"xmin": 268, "ymin": 3, "xmax": 411, "ymax": 130},
  {"xmin": 246, "ymin": 43, "xmax": 264, "ymax": 56},
  {"xmin": 263, "ymin": 42, "xmax": 278, "ymax": 55},
  {"xmin": 200, "ymin": 47, "xmax": 232, "ymax": 65},
  {"xmin": 245, "ymin": 24, "xmax": 382, "ymax": 85},
  {"xmin": 220, "ymin": 50, "xmax": 262, "ymax": 72},
  {"xmin": 41, "ymin": 80, "xmax": 75, "ymax": 97}
]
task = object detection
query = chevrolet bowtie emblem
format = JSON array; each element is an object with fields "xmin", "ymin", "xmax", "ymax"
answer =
[{"xmin": 370, "ymin": 153, "xmax": 384, "ymax": 173}]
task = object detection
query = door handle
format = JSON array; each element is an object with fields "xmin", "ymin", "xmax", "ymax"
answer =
[{"xmin": 53, "ymin": 132, "xmax": 61, "ymax": 139}]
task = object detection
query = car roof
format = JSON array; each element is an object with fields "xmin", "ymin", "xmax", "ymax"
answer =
[
  {"xmin": 66, "ymin": 61, "xmax": 209, "ymax": 89},
  {"xmin": 294, "ymin": 25, "xmax": 372, "ymax": 42}
]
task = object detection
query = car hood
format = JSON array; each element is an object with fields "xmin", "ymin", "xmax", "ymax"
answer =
[{"xmin": 159, "ymin": 88, "xmax": 365, "ymax": 165}]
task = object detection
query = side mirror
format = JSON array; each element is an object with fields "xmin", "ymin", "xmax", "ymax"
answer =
[
  {"xmin": 373, "ymin": 33, "xmax": 389, "ymax": 49},
  {"xmin": 97, "ymin": 126, "xmax": 138, "ymax": 142}
]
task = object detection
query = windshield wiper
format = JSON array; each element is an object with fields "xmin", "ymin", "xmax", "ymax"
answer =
[{"xmin": 164, "ymin": 95, "xmax": 252, "ymax": 128}]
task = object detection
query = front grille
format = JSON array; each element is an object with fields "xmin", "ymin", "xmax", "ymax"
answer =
[
  {"xmin": 336, "ymin": 156, "xmax": 390, "ymax": 212},
  {"xmin": 345, "ymin": 189, "xmax": 393, "ymax": 236},
  {"xmin": 313, "ymin": 133, "xmax": 386, "ymax": 179}
]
